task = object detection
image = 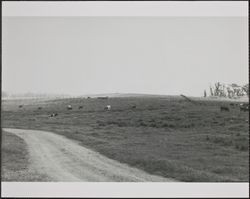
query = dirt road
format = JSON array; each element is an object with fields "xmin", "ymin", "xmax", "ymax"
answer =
[{"xmin": 3, "ymin": 128, "xmax": 176, "ymax": 182}]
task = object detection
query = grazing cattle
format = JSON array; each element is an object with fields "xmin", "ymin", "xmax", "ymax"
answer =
[
  {"xmin": 104, "ymin": 105, "xmax": 111, "ymax": 110},
  {"xmin": 230, "ymin": 103, "xmax": 235, "ymax": 106},
  {"xmin": 79, "ymin": 106, "xmax": 83, "ymax": 109},
  {"xmin": 240, "ymin": 103, "xmax": 249, "ymax": 112},
  {"xmin": 87, "ymin": 96, "xmax": 91, "ymax": 99},
  {"xmin": 19, "ymin": 105, "xmax": 23, "ymax": 108},
  {"xmin": 67, "ymin": 105, "xmax": 72, "ymax": 110},
  {"xmin": 220, "ymin": 106, "xmax": 229, "ymax": 112},
  {"xmin": 49, "ymin": 113, "xmax": 58, "ymax": 117},
  {"xmin": 131, "ymin": 105, "xmax": 137, "ymax": 109},
  {"xmin": 38, "ymin": 107, "xmax": 42, "ymax": 110}
]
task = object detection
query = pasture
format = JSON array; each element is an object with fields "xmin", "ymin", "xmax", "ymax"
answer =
[{"xmin": 2, "ymin": 96, "xmax": 249, "ymax": 181}]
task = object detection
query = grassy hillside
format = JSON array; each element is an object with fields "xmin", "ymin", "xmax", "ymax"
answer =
[{"xmin": 2, "ymin": 96, "xmax": 249, "ymax": 181}]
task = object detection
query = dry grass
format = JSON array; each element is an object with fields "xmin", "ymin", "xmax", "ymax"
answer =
[{"xmin": 2, "ymin": 96, "xmax": 249, "ymax": 181}]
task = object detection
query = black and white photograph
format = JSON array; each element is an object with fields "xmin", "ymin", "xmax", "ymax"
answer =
[{"xmin": 1, "ymin": 1, "xmax": 249, "ymax": 198}]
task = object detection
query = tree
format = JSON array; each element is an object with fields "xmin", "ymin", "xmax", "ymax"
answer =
[
  {"xmin": 210, "ymin": 86, "xmax": 214, "ymax": 96},
  {"xmin": 204, "ymin": 90, "xmax": 207, "ymax": 97},
  {"xmin": 242, "ymin": 83, "xmax": 249, "ymax": 97}
]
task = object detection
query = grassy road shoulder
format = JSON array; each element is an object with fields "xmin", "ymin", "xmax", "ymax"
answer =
[{"xmin": 1, "ymin": 130, "xmax": 50, "ymax": 181}]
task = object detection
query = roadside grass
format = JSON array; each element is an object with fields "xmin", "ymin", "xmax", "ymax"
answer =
[
  {"xmin": 2, "ymin": 96, "xmax": 249, "ymax": 181},
  {"xmin": 1, "ymin": 130, "xmax": 50, "ymax": 181}
]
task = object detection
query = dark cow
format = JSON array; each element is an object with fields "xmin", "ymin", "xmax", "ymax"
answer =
[
  {"xmin": 38, "ymin": 107, "xmax": 42, "ymax": 110},
  {"xmin": 240, "ymin": 103, "xmax": 249, "ymax": 112},
  {"xmin": 79, "ymin": 106, "xmax": 83, "ymax": 109},
  {"xmin": 19, "ymin": 105, "xmax": 23, "ymax": 108},
  {"xmin": 131, "ymin": 105, "xmax": 137, "ymax": 109},
  {"xmin": 220, "ymin": 106, "xmax": 229, "ymax": 112}
]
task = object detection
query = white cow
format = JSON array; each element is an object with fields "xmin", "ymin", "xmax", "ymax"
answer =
[
  {"xmin": 104, "ymin": 105, "xmax": 111, "ymax": 110},
  {"xmin": 67, "ymin": 105, "xmax": 72, "ymax": 110}
]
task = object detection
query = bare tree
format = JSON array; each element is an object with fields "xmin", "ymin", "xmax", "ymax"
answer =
[
  {"xmin": 204, "ymin": 90, "xmax": 207, "ymax": 97},
  {"xmin": 207, "ymin": 82, "xmax": 249, "ymax": 98},
  {"xmin": 242, "ymin": 83, "xmax": 249, "ymax": 97},
  {"xmin": 210, "ymin": 86, "xmax": 214, "ymax": 96},
  {"xmin": 214, "ymin": 82, "xmax": 222, "ymax": 96}
]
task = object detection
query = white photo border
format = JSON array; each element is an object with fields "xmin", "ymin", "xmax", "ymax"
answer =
[{"xmin": 1, "ymin": 1, "xmax": 249, "ymax": 198}]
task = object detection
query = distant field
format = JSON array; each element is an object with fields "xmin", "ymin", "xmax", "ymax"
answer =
[{"xmin": 2, "ymin": 96, "xmax": 249, "ymax": 181}]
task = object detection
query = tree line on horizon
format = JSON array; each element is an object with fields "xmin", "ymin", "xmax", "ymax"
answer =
[{"xmin": 204, "ymin": 83, "xmax": 249, "ymax": 98}]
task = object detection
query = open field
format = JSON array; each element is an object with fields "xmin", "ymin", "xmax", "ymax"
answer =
[{"xmin": 2, "ymin": 96, "xmax": 249, "ymax": 181}]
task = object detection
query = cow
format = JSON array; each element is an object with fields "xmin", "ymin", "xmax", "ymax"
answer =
[
  {"xmin": 104, "ymin": 105, "xmax": 111, "ymax": 110},
  {"xmin": 19, "ymin": 105, "xmax": 23, "ymax": 108},
  {"xmin": 240, "ymin": 103, "xmax": 249, "ymax": 112},
  {"xmin": 79, "ymin": 106, "xmax": 83, "ymax": 109},
  {"xmin": 49, "ymin": 113, "xmax": 58, "ymax": 117},
  {"xmin": 131, "ymin": 105, "xmax": 137, "ymax": 109},
  {"xmin": 67, "ymin": 105, "xmax": 72, "ymax": 110},
  {"xmin": 220, "ymin": 106, "xmax": 229, "ymax": 112},
  {"xmin": 38, "ymin": 107, "xmax": 42, "ymax": 110}
]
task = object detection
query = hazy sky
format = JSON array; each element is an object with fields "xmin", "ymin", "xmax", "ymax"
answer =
[{"xmin": 2, "ymin": 17, "xmax": 248, "ymax": 96}]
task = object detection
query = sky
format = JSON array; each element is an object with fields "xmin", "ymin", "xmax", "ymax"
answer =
[{"xmin": 2, "ymin": 17, "xmax": 248, "ymax": 96}]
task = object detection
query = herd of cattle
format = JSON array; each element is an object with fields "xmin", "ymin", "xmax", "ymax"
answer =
[
  {"xmin": 18, "ymin": 103, "xmax": 138, "ymax": 118},
  {"xmin": 17, "ymin": 101, "xmax": 249, "ymax": 117},
  {"xmin": 49, "ymin": 104, "xmax": 115, "ymax": 117},
  {"xmin": 220, "ymin": 103, "xmax": 249, "ymax": 112}
]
